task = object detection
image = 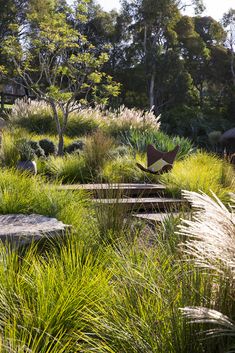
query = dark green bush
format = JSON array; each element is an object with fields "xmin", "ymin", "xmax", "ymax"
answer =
[
  {"xmin": 39, "ymin": 139, "xmax": 56, "ymax": 156},
  {"xmin": 28, "ymin": 140, "xmax": 45, "ymax": 158},
  {"xmin": 64, "ymin": 141, "xmax": 84, "ymax": 154}
]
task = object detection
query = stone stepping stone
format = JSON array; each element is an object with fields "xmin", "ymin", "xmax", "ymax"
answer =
[{"xmin": 0, "ymin": 214, "xmax": 70, "ymax": 244}]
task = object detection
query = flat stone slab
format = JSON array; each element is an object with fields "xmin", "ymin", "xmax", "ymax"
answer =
[{"xmin": 0, "ymin": 214, "xmax": 70, "ymax": 244}]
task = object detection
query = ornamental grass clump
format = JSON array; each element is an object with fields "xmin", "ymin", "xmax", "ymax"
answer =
[
  {"xmin": 0, "ymin": 240, "xmax": 112, "ymax": 353},
  {"xmin": 178, "ymin": 191, "xmax": 235, "ymax": 350},
  {"xmin": 0, "ymin": 168, "xmax": 90, "ymax": 222},
  {"xmin": 101, "ymin": 154, "xmax": 146, "ymax": 183},
  {"xmin": 161, "ymin": 151, "xmax": 235, "ymax": 202},
  {"xmin": 101, "ymin": 106, "xmax": 161, "ymax": 138},
  {"xmin": 83, "ymin": 130, "xmax": 115, "ymax": 173},
  {"xmin": 9, "ymin": 98, "xmax": 55, "ymax": 134},
  {"xmin": 179, "ymin": 190, "xmax": 235, "ymax": 281},
  {"xmin": 0, "ymin": 129, "xmax": 21, "ymax": 167},
  {"xmin": 121, "ymin": 128, "xmax": 194, "ymax": 158},
  {"xmin": 66, "ymin": 109, "xmax": 99, "ymax": 137},
  {"xmin": 44, "ymin": 154, "xmax": 90, "ymax": 183}
]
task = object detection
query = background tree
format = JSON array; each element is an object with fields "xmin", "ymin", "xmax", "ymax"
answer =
[
  {"xmin": 222, "ymin": 9, "xmax": 235, "ymax": 85},
  {"xmin": 0, "ymin": 0, "xmax": 28, "ymax": 81},
  {"xmin": 1, "ymin": 0, "xmax": 120, "ymax": 155}
]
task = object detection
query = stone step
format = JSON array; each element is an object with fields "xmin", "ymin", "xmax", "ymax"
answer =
[
  {"xmin": 93, "ymin": 197, "xmax": 187, "ymax": 212},
  {"xmin": 58, "ymin": 183, "xmax": 166, "ymax": 198}
]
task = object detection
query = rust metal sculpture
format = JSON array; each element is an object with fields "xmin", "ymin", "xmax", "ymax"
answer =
[{"xmin": 136, "ymin": 144, "xmax": 179, "ymax": 174}]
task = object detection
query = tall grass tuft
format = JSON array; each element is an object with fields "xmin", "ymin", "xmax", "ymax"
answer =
[
  {"xmin": 83, "ymin": 130, "xmax": 115, "ymax": 174},
  {"xmin": 0, "ymin": 168, "xmax": 91, "ymax": 226},
  {"xmin": 9, "ymin": 100, "xmax": 161, "ymax": 138},
  {"xmin": 0, "ymin": 240, "xmax": 112, "ymax": 352},
  {"xmin": 0, "ymin": 129, "xmax": 31, "ymax": 167},
  {"xmin": 101, "ymin": 154, "xmax": 146, "ymax": 183},
  {"xmin": 43, "ymin": 154, "xmax": 91, "ymax": 183},
  {"xmin": 161, "ymin": 151, "xmax": 235, "ymax": 202},
  {"xmin": 102, "ymin": 106, "xmax": 161, "ymax": 138},
  {"xmin": 179, "ymin": 190, "xmax": 235, "ymax": 350}
]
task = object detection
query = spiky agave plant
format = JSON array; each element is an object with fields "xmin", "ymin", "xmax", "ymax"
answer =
[{"xmin": 178, "ymin": 190, "xmax": 235, "ymax": 349}]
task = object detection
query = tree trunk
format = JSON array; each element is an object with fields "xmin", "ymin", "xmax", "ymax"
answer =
[
  {"xmin": 49, "ymin": 100, "xmax": 64, "ymax": 156},
  {"xmin": 149, "ymin": 72, "xmax": 155, "ymax": 109},
  {"xmin": 58, "ymin": 132, "xmax": 64, "ymax": 156},
  {"xmin": 230, "ymin": 28, "xmax": 235, "ymax": 86},
  {"xmin": 230, "ymin": 48, "xmax": 235, "ymax": 86}
]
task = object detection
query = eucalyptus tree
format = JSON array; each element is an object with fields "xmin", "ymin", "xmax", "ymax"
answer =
[
  {"xmin": 1, "ymin": 0, "xmax": 120, "ymax": 155},
  {"xmin": 222, "ymin": 9, "xmax": 235, "ymax": 86},
  {"xmin": 176, "ymin": 15, "xmax": 227, "ymax": 107},
  {"xmin": 120, "ymin": 0, "xmax": 205, "ymax": 111}
]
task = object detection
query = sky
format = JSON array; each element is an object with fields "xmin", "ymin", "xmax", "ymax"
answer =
[{"xmin": 96, "ymin": 0, "xmax": 234, "ymax": 20}]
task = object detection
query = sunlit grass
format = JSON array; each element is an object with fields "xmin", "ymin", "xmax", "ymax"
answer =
[
  {"xmin": 161, "ymin": 151, "xmax": 235, "ymax": 202},
  {"xmin": 0, "ymin": 168, "xmax": 232, "ymax": 352}
]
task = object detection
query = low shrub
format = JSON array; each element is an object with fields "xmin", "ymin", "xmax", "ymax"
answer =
[
  {"xmin": 29, "ymin": 140, "xmax": 45, "ymax": 158},
  {"xmin": 161, "ymin": 151, "xmax": 235, "ymax": 202},
  {"xmin": 64, "ymin": 141, "xmax": 84, "ymax": 154},
  {"xmin": 39, "ymin": 138, "xmax": 56, "ymax": 156},
  {"xmin": 17, "ymin": 138, "xmax": 36, "ymax": 161}
]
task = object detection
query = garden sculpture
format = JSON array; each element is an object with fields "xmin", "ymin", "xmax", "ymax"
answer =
[{"xmin": 136, "ymin": 144, "xmax": 180, "ymax": 174}]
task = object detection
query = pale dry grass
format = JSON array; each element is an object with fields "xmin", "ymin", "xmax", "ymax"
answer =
[
  {"xmin": 101, "ymin": 105, "xmax": 161, "ymax": 130},
  {"xmin": 179, "ymin": 190, "xmax": 235, "ymax": 279},
  {"xmin": 179, "ymin": 191, "xmax": 235, "ymax": 344},
  {"xmin": 10, "ymin": 99, "xmax": 160, "ymax": 132},
  {"xmin": 10, "ymin": 98, "xmax": 52, "ymax": 122}
]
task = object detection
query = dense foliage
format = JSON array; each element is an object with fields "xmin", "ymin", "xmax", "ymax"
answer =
[
  {"xmin": 1, "ymin": 1, "xmax": 235, "ymax": 145},
  {"xmin": 0, "ymin": 2, "xmax": 235, "ymax": 353}
]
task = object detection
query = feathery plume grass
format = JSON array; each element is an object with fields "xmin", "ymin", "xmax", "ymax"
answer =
[
  {"xmin": 179, "ymin": 190, "xmax": 235, "ymax": 279},
  {"xmin": 179, "ymin": 190, "xmax": 235, "ymax": 347}
]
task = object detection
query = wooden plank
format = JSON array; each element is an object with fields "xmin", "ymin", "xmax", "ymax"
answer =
[
  {"xmin": 134, "ymin": 212, "xmax": 191, "ymax": 223},
  {"xmin": 57, "ymin": 183, "xmax": 166, "ymax": 198},
  {"xmin": 58, "ymin": 183, "xmax": 166, "ymax": 190},
  {"xmin": 93, "ymin": 197, "xmax": 187, "ymax": 212}
]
